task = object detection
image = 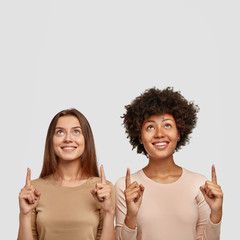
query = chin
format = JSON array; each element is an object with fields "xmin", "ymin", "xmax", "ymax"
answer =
[
  {"xmin": 59, "ymin": 157, "xmax": 80, "ymax": 162},
  {"xmin": 149, "ymin": 152, "xmax": 173, "ymax": 160}
]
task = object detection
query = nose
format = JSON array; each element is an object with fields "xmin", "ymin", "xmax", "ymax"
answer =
[
  {"xmin": 64, "ymin": 132, "xmax": 73, "ymax": 142},
  {"xmin": 154, "ymin": 126, "xmax": 164, "ymax": 138}
]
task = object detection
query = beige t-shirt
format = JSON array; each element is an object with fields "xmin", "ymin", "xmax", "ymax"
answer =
[
  {"xmin": 115, "ymin": 168, "xmax": 221, "ymax": 240},
  {"xmin": 31, "ymin": 175, "xmax": 113, "ymax": 240}
]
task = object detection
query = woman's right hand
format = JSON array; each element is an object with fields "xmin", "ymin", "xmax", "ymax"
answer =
[
  {"xmin": 124, "ymin": 168, "xmax": 144, "ymax": 229},
  {"xmin": 19, "ymin": 168, "xmax": 41, "ymax": 216}
]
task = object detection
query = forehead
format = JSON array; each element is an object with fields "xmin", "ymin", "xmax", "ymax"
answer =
[
  {"xmin": 56, "ymin": 115, "xmax": 81, "ymax": 127},
  {"xmin": 143, "ymin": 113, "xmax": 176, "ymax": 123}
]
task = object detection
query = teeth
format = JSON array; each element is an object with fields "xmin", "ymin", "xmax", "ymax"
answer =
[
  {"xmin": 155, "ymin": 142, "xmax": 167, "ymax": 146},
  {"xmin": 63, "ymin": 147, "xmax": 75, "ymax": 149}
]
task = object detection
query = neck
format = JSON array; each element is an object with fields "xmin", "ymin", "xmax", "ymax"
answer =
[
  {"xmin": 55, "ymin": 159, "xmax": 83, "ymax": 181},
  {"xmin": 144, "ymin": 155, "xmax": 180, "ymax": 175},
  {"xmin": 143, "ymin": 155, "xmax": 182, "ymax": 183}
]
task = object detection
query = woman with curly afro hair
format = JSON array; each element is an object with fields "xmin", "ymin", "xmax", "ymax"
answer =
[{"xmin": 115, "ymin": 87, "xmax": 223, "ymax": 240}]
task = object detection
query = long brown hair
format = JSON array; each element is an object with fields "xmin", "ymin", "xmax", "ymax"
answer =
[{"xmin": 40, "ymin": 108, "xmax": 99, "ymax": 178}]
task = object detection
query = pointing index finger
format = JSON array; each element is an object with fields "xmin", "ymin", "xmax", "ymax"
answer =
[
  {"xmin": 125, "ymin": 168, "xmax": 131, "ymax": 189},
  {"xmin": 26, "ymin": 168, "xmax": 31, "ymax": 187},
  {"xmin": 100, "ymin": 165, "xmax": 107, "ymax": 184},
  {"xmin": 211, "ymin": 164, "xmax": 217, "ymax": 184}
]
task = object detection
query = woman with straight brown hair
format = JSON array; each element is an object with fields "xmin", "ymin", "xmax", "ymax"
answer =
[{"xmin": 18, "ymin": 108, "xmax": 115, "ymax": 240}]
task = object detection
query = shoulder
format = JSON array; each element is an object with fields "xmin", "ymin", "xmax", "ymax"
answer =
[
  {"xmin": 183, "ymin": 168, "xmax": 207, "ymax": 186},
  {"xmin": 31, "ymin": 175, "xmax": 53, "ymax": 189}
]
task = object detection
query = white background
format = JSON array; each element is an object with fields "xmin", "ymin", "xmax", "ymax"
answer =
[{"xmin": 0, "ymin": 1, "xmax": 239, "ymax": 239}]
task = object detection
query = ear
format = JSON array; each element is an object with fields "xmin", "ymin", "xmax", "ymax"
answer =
[
  {"xmin": 139, "ymin": 135, "xmax": 142, "ymax": 144},
  {"xmin": 177, "ymin": 133, "xmax": 180, "ymax": 142}
]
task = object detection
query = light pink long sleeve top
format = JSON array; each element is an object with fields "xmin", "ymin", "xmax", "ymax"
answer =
[{"xmin": 115, "ymin": 168, "xmax": 221, "ymax": 240}]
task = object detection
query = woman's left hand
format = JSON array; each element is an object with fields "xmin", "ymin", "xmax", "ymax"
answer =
[
  {"xmin": 200, "ymin": 165, "xmax": 223, "ymax": 224},
  {"xmin": 91, "ymin": 165, "xmax": 114, "ymax": 213}
]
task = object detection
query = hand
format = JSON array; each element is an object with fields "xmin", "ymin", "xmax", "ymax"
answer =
[
  {"xmin": 200, "ymin": 165, "xmax": 223, "ymax": 223},
  {"xmin": 18, "ymin": 168, "xmax": 41, "ymax": 216},
  {"xmin": 91, "ymin": 165, "xmax": 114, "ymax": 214},
  {"xmin": 124, "ymin": 168, "xmax": 144, "ymax": 220}
]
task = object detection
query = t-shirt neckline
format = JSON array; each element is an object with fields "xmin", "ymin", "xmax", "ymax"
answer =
[
  {"xmin": 139, "ymin": 167, "xmax": 185, "ymax": 186},
  {"xmin": 48, "ymin": 174, "xmax": 93, "ymax": 189}
]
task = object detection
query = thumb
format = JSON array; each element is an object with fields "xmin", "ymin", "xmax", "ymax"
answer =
[
  {"xmin": 91, "ymin": 189, "xmax": 97, "ymax": 199},
  {"xmin": 34, "ymin": 189, "xmax": 41, "ymax": 197},
  {"xmin": 139, "ymin": 184, "xmax": 145, "ymax": 196},
  {"xmin": 200, "ymin": 185, "xmax": 208, "ymax": 200}
]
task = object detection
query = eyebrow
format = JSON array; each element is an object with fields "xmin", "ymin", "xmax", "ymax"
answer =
[
  {"xmin": 162, "ymin": 118, "xmax": 174, "ymax": 122},
  {"xmin": 144, "ymin": 119, "xmax": 174, "ymax": 124},
  {"xmin": 144, "ymin": 120, "xmax": 155, "ymax": 124},
  {"xmin": 55, "ymin": 126, "xmax": 82, "ymax": 130}
]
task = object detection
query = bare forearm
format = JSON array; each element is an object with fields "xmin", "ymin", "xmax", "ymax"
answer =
[
  {"xmin": 210, "ymin": 209, "xmax": 222, "ymax": 224},
  {"xmin": 124, "ymin": 214, "xmax": 137, "ymax": 230},
  {"xmin": 17, "ymin": 213, "xmax": 33, "ymax": 240},
  {"xmin": 100, "ymin": 211, "xmax": 116, "ymax": 240}
]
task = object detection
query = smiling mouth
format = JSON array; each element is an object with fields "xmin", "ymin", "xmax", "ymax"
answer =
[
  {"xmin": 154, "ymin": 142, "xmax": 167, "ymax": 146},
  {"xmin": 61, "ymin": 146, "xmax": 77, "ymax": 151},
  {"xmin": 152, "ymin": 142, "xmax": 169, "ymax": 149}
]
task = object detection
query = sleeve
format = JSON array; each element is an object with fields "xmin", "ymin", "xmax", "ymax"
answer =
[
  {"xmin": 115, "ymin": 178, "xmax": 137, "ymax": 240},
  {"xmin": 195, "ymin": 190, "xmax": 221, "ymax": 240},
  {"xmin": 31, "ymin": 208, "xmax": 38, "ymax": 240},
  {"xmin": 96, "ymin": 181, "xmax": 116, "ymax": 240}
]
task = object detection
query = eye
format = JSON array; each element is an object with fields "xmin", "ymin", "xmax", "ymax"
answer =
[
  {"xmin": 147, "ymin": 125, "xmax": 154, "ymax": 130},
  {"xmin": 165, "ymin": 123, "xmax": 171, "ymax": 129},
  {"xmin": 73, "ymin": 130, "xmax": 80, "ymax": 135},
  {"xmin": 56, "ymin": 130, "xmax": 64, "ymax": 135}
]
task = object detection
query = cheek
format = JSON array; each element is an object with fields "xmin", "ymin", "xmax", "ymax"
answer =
[
  {"xmin": 52, "ymin": 137, "xmax": 62, "ymax": 151},
  {"xmin": 53, "ymin": 136, "xmax": 59, "ymax": 145},
  {"xmin": 77, "ymin": 135, "xmax": 85, "ymax": 146},
  {"xmin": 52, "ymin": 139, "xmax": 60, "ymax": 157},
  {"xmin": 141, "ymin": 135, "xmax": 152, "ymax": 150},
  {"xmin": 168, "ymin": 130, "xmax": 179, "ymax": 140},
  {"xmin": 141, "ymin": 131, "xmax": 152, "ymax": 142},
  {"xmin": 53, "ymin": 138, "xmax": 58, "ymax": 152}
]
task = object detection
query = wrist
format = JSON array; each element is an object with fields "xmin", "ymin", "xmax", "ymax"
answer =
[
  {"xmin": 103, "ymin": 209, "xmax": 115, "ymax": 217},
  {"xmin": 125, "ymin": 214, "xmax": 137, "ymax": 230},
  {"xmin": 126, "ymin": 209, "xmax": 138, "ymax": 218},
  {"xmin": 210, "ymin": 209, "xmax": 222, "ymax": 224},
  {"xmin": 19, "ymin": 211, "xmax": 32, "ymax": 219}
]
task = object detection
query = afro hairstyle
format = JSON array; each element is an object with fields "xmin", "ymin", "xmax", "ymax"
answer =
[{"xmin": 122, "ymin": 87, "xmax": 199, "ymax": 156}]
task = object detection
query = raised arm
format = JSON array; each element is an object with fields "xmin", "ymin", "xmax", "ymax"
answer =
[
  {"xmin": 124, "ymin": 168, "xmax": 144, "ymax": 230},
  {"xmin": 200, "ymin": 165, "xmax": 223, "ymax": 224},
  {"xmin": 115, "ymin": 169, "xmax": 144, "ymax": 240},
  {"xmin": 17, "ymin": 168, "xmax": 41, "ymax": 240},
  {"xmin": 91, "ymin": 165, "xmax": 116, "ymax": 240},
  {"xmin": 196, "ymin": 165, "xmax": 223, "ymax": 240}
]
